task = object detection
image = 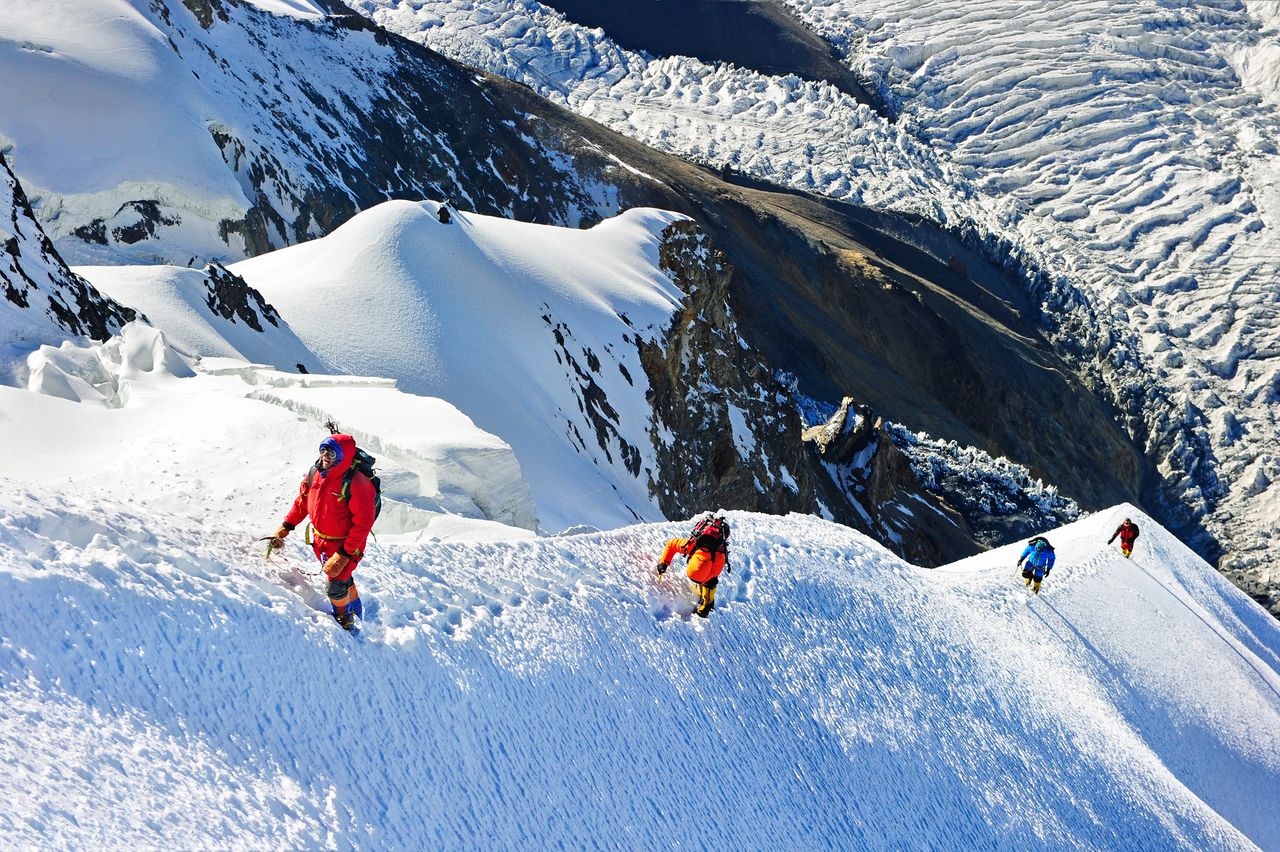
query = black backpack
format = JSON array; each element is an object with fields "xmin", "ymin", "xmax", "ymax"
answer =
[
  {"xmin": 341, "ymin": 447, "xmax": 382, "ymax": 521},
  {"xmin": 688, "ymin": 515, "xmax": 729, "ymax": 556},
  {"xmin": 1028, "ymin": 536, "xmax": 1054, "ymax": 552}
]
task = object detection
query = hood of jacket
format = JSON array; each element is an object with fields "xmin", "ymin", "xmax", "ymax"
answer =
[{"xmin": 317, "ymin": 433, "xmax": 358, "ymax": 481}]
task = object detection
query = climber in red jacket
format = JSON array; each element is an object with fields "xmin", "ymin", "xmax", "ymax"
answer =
[
  {"xmin": 268, "ymin": 434, "xmax": 375, "ymax": 630},
  {"xmin": 1107, "ymin": 518, "xmax": 1140, "ymax": 559}
]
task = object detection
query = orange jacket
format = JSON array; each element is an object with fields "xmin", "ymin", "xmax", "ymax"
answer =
[
  {"xmin": 660, "ymin": 537, "xmax": 727, "ymax": 584},
  {"xmin": 282, "ymin": 434, "xmax": 376, "ymax": 580}
]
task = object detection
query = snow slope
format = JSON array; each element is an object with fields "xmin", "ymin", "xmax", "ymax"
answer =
[
  {"xmin": 7, "ymin": 322, "xmax": 537, "ymax": 539},
  {"xmin": 223, "ymin": 200, "xmax": 682, "ymax": 533},
  {"xmin": 1, "ymin": 340, "xmax": 1277, "ymax": 848},
  {"xmin": 74, "ymin": 263, "xmax": 318, "ymax": 371},
  {"xmin": 78, "ymin": 201, "xmax": 688, "ymax": 533}
]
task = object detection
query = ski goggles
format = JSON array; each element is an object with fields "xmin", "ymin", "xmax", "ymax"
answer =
[{"xmin": 318, "ymin": 437, "xmax": 343, "ymax": 463}]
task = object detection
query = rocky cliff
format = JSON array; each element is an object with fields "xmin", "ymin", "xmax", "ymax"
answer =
[{"xmin": 1, "ymin": 155, "xmax": 134, "ymax": 350}]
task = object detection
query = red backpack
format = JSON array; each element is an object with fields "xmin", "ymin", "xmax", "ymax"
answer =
[{"xmin": 687, "ymin": 515, "xmax": 729, "ymax": 556}]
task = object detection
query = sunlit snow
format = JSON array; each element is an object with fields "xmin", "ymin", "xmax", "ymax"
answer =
[{"xmin": 1, "ymin": 334, "xmax": 1277, "ymax": 845}]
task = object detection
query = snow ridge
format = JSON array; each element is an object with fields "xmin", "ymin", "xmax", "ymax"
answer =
[{"xmin": 1, "ymin": 473, "xmax": 1277, "ymax": 846}]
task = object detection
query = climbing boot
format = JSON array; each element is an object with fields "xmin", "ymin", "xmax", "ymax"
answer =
[
  {"xmin": 696, "ymin": 586, "xmax": 717, "ymax": 618},
  {"xmin": 1032, "ymin": 580, "xmax": 1041, "ymax": 595},
  {"xmin": 1024, "ymin": 576, "xmax": 1032, "ymax": 586}
]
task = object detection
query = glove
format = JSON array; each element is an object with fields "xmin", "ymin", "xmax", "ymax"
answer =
[
  {"xmin": 656, "ymin": 562, "xmax": 668, "ymax": 576},
  {"xmin": 323, "ymin": 551, "xmax": 351, "ymax": 578},
  {"xmin": 268, "ymin": 524, "xmax": 290, "ymax": 550}
]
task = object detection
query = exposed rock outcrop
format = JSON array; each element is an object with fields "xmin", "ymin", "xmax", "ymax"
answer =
[
  {"xmin": 203, "ymin": 262, "xmax": 281, "ymax": 332},
  {"xmin": 802, "ymin": 397, "xmax": 979, "ymax": 566},
  {"xmin": 1, "ymin": 155, "xmax": 134, "ymax": 346},
  {"xmin": 642, "ymin": 222, "xmax": 975, "ymax": 565}
]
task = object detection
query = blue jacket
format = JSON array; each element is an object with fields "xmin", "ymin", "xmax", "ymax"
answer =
[{"xmin": 1018, "ymin": 544, "xmax": 1055, "ymax": 571}]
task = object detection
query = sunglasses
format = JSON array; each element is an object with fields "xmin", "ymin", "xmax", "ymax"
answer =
[{"xmin": 319, "ymin": 447, "xmax": 337, "ymax": 458}]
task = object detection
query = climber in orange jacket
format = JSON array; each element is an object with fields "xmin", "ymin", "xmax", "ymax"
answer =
[
  {"xmin": 268, "ymin": 433, "xmax": 376, "ymax": 630},
  {"xmin": 657, "ymin": 512, "xmax": 730, "ymax": 618}
]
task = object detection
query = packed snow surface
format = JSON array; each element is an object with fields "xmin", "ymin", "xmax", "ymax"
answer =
[{"xmin": 0, "ymin": 328, "xmax": 1277, "ymax": 846}]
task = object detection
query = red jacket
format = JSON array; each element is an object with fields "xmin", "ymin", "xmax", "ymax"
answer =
[
  {"xmin": 1110, "ymin": 522, "xmax": 1140, "ymax": 545},
  {"xmin": 283, "ymin": 434, "xmax": 376, "ymax": 579}
]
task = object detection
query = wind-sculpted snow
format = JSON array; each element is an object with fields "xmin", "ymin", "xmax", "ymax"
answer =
[
  {"xmin": 2, "ymin": 317, "xmax": 1277, "ymax": 846},
  {"xmin": 76, "ymin": 263, "xmax": 318, "ymax": 371},
  {"xmin": 367, "ymin": 0, "xmax": 1280, "ymax": 606},
  {"xmin": 0, "ymin": 470, "xmax": 1277, "ymax": 847}
]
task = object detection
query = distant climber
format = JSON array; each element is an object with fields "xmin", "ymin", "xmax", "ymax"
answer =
[
  {"xmin": 437, "ymin": 203, "xmax": 451, "ymax": 224},
  {"xmin": 1107, "ymin": 518, "xmax": 1140, "ymax": 558},
  {"xmin": 657, "ymin": 512, "xmax": 731, "ymax": 618},
  {"xmin": 1016, "ymin": 536, "xmax": 1056, "ymax": 595},
  {"xmin": 267, "ymin": 432, "xmax": 376, "ymax": 631}
]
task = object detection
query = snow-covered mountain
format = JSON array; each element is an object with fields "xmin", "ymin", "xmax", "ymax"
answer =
[
  {"xmin": 75, "ymin": 198, "xmax": 995, "ymax": 555},
  {"xmin": 353, "ymin": 0, "xmax": 1280, "ymax": 608},
  {"xmin": 1, "ymin": 337, "xmax": 1277, "ymax": 845},
  {"xmin": 0, "ymin": 0, "xmax": 627, "ymax": 265},
  {"xmin": 3, "ymin": 9, "xmax": 1279, "ymax": 830},
  {"xmin": 0, "ymin": 0, "xmax": 1174, "ymax": 560},
  {"xmin": 93, "ymin": 199, "xmax": 689, "ymax": 532}
]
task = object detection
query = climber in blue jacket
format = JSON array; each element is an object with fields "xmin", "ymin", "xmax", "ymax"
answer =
[{"xmin": 1017, "ymin": 537, "xmax": 1056, "ymax": 595}]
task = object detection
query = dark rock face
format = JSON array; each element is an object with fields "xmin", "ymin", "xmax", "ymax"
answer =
[
  {"xmin": 641, "ymin": 221, "xmax": 975, "ymax": 565},
  {"xmin": 180, "ymin": 0, "xmax": 229, "ymax": 29},
  {"xmin": 802, "ymin": 397, "xmax": 980, "ymax": 565},
  {"xmin": 1, "ymin": 156, "xmax": 135, "ymax": 342},
  {"xmin": 203, "ymin": 262, "xmax": 280, "ymax": 332},
  {"xmin": 641, "ymin": 220, "xmax": 825, "ymax": 520},
  {"xmin": 74, "ymin": 201, "xmax": 182, "ymax": 248}
]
